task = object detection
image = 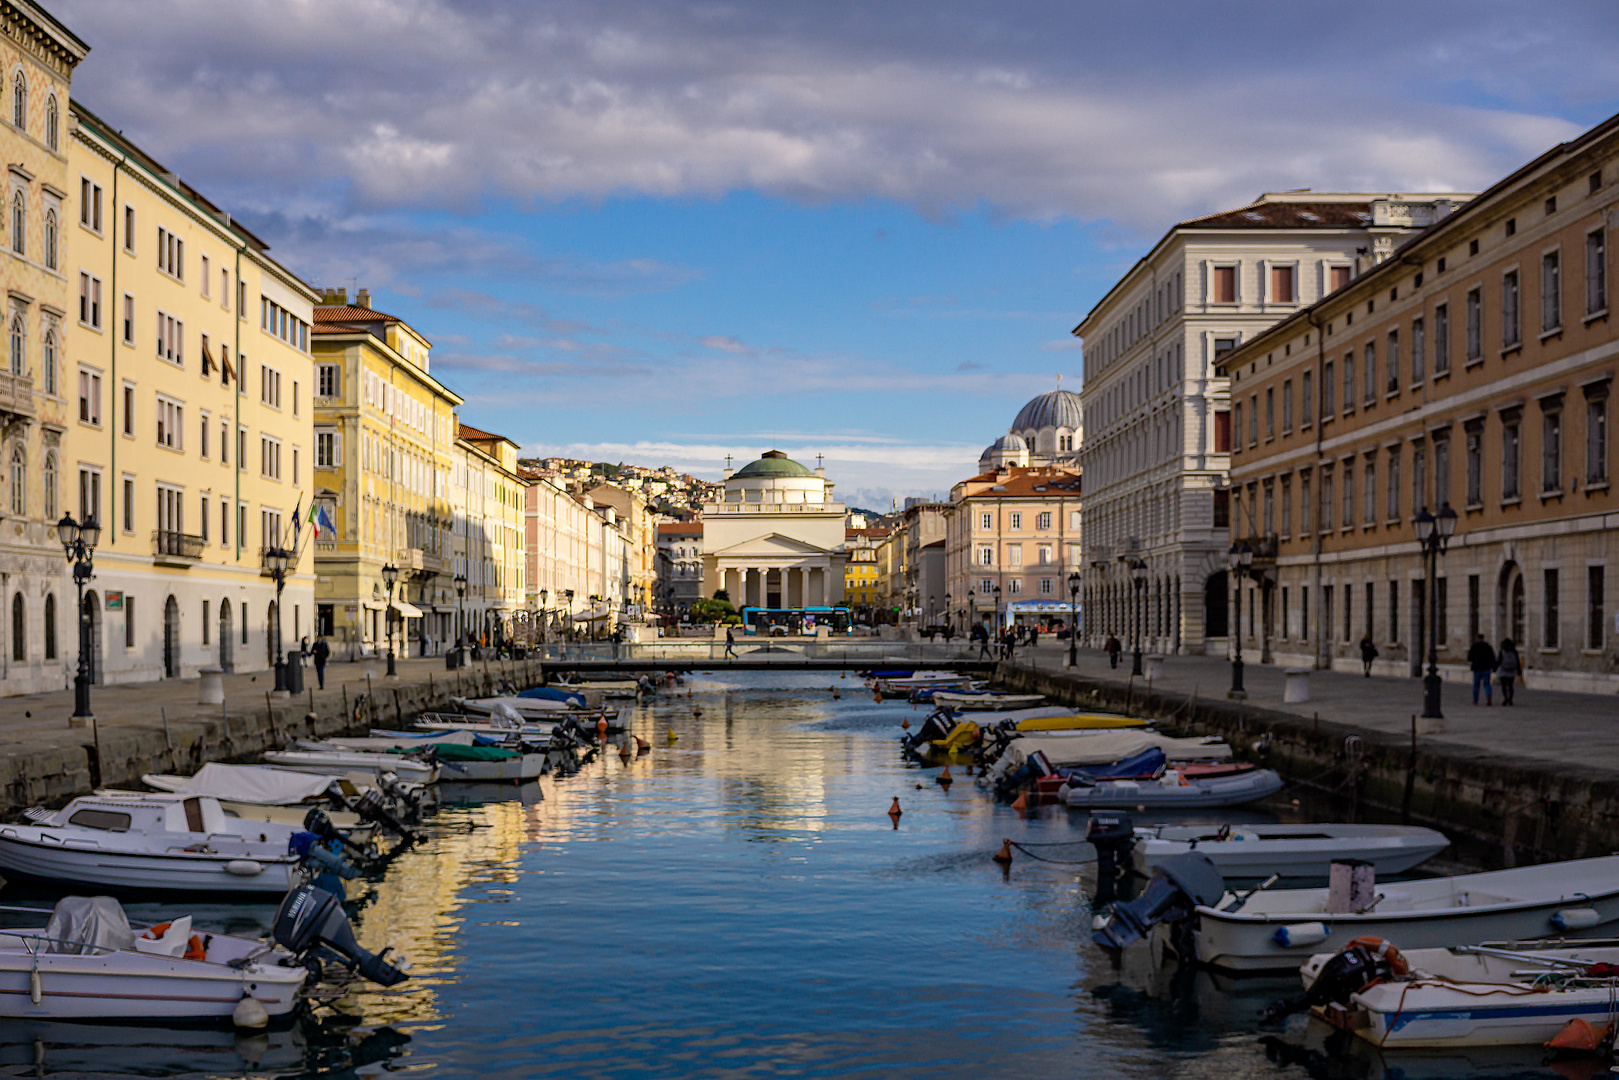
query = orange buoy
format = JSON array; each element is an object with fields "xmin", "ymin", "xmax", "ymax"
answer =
[
  {"xmin": 1547, "ymin": 1017, "xmax": 1608, "ymax": 1052},
  {"xmin": 900, "ymin": 718, "xmax": 910, "ymax": 730},
  {"xmin": 888, "ymin": 797, "xmax": 902, "ymax": 820},
  {"xmin": 1010, "ymin": 791, "xmax": 1027, "ymax": 812},
  {"xmin": 596, "ymin": 717, "xmax": 609, "ymax": 737},
  {"xmin": 992, "ymin": 839, "xmax": 1013, "ymax": 866},
  {"xmin": 832, "ymin": 690, "xmax": 840, "ymax": 700},
  {"xmin": 937, "ymin": 766, "xmax": 953, "ymax": 789}
]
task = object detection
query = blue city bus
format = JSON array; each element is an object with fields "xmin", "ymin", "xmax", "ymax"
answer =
[{"xmin": 739, "ymin": 606, "xmax": 853, "ymax": 636}]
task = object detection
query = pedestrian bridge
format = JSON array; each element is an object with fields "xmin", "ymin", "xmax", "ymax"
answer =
[{"xmin": 523, "ymin": 639, "xmax": 1000, "ymax": 674}]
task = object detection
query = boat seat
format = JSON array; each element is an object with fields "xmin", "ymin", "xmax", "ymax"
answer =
[{"xmin": 132, "ymin": 915, "xmax": 193, "ymax": 958}]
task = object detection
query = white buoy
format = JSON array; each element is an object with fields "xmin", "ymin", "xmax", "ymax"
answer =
[
  {"xmin": 29, "ymin": 969, "xmax": 41, "ymax": 1004},
  {"xmin": 233, "ymin": 992, "xmax": 269, "ymax": 1029},
  {"xmin": 225, "ymin": 860, "xmax": 263, "ymax": 877}
]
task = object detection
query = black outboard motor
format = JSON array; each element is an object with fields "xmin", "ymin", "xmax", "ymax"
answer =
[
  {"xmin": 901, "ymin": 708, "xmax": 957, "ymax": 753},
  {"xmin": 1092, "ymin": 853, "xmax": 1225, "ymax": 954},
  {"xmin": 274, "ymin": 884, "xmax": 410, "ymax": 987},
  {"xmin": 1259, "ymin": 942, "xmax": 1401, "ymax": 1024},
  {"xmin": 304, "ymin": 808, "xmax": 379, "ymax": 862},
  {"xmin": 354, "ymin": 789, "xmax": 416, "ymax": 840},
  {"xmin": 1085, "ymin": 812, "xmax": 1136, "ymax": 877}
]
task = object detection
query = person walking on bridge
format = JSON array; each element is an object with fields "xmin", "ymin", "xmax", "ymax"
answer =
[{"xmin": 724, "ymin": 626, "xmax": 737, "ymax": 659}]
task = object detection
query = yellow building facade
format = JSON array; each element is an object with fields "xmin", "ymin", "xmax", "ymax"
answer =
[
  {"xmin": 59, "ymin": 102, "xmax": 319, "ymax": 684},
  {"xmin": 0, "ymin": 1, "xmax": 86, "ymax": 693},
  {"xmin": 454, "ymin": 423, "xmax": 527, "ymax": 646},
  {"xmin": 311, "ymin": 291, "xmax": 461, "ymax": 658}
]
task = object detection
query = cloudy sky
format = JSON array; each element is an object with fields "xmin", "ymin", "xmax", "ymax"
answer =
[{"xmin": 53, "ymin": 0, "xmax": 1619, "ymax": 508}]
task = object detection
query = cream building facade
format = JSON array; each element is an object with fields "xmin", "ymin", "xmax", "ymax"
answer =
[
  {"xmin": 1074, "ymin": 190, "xmax": 1473, "ymax": 655},
  {"xmin": 0, "ymin": 1, "xmax": 85, "ymax": 694},
  {"xmin": 311, "ymin": 292, "xmax": 460, "ymax": 658},
  {"xmin": 454, "ymin": 423, "xmax": 526, "ymax": 645},
  {"xmin": 943, "ymin": 465, "xmax": 1083, "ymax": 632},
  {"xmin": 61, "ymin": 102, "xmax": 319, "ymax": 684},
  {"xmin": 701, "ymin": 451, "xmax": 847, "ymax": 610}
]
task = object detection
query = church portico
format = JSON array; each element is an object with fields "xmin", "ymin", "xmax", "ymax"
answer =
[{"xmin": 702, "ymin": 452, "xmax": 848, "ymax": 615}]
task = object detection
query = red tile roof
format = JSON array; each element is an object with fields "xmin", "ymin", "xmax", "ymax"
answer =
[
  {"xmin": 313, "ymin": 304, "xmax": 403, "ymax": 325},
  {"xmin": 658, "ymin": 522, "xmax": 703, "ymax": 537}
]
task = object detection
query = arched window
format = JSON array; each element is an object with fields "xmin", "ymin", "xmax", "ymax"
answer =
[
  {"xmin": 43, "ymin": 594, "xmax": 56, "ymax": 660},
  {"xmin": 7, "ymin": 315, "xmax": 22, "ymax": 376},
  {"xmin": 10, "ymin": 593, "xmax": 23, "ymax": 662},
  {"xmin": 44, "ymin": 94, "xmax": 57, "ymax": 151},
  {"xmin": 42, "ymin": 208, "xmax": 55, "ymax": 270},
  {"xmin": 10, "ymin": 190, "xmax": 23, "ymax": 255},
  {"xmin": 11, "ymin": 72, "xmax": 25, "ymax": 131},
  {"xmin": 9, "ymin": 444, "xmax": 24, "ymax": 516},
  {"xmin": 41, "ymin": 329, "xmax": 55, "ymax": 395},
  {"xmin": 42, "ymin": 451, "xmax": 56, "ymax": 518}
]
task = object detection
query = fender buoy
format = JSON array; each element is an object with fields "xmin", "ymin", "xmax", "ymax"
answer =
[
  {"xmin": 1547, "ymin": 1017, "xmax": 1609, "ymax": 1052},
  {"xmin": 1010, "ymin": 792, "xmax": 1027, "ymax": 812},
  {"xmin": 225, "ymin": 860, "xmax": 263, "ymax": 877},
  {"xmin": 233, "ymin": 992, "xmax": 269, "ymax": 1029}
]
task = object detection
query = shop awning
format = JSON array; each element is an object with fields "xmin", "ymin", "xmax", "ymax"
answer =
[
  {"xmin": 391, "ymin": 600, "xmax": 425, "ymax": 619},
  {"xmin": 1005, "ymin": 600, "xmax": 1081, "ymax": 615},
  {"xmin": 575, "ymin": 606, "xmax": 613, "ymax": 622}
]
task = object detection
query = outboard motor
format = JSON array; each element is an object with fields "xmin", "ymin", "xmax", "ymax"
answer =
[
  {"xmin": 1259, "ymin": 942, "xmax": 1403, "ymax": 1024},
  {"xmin": 992, "ymin": 749, "xmax": 1057, "ymax": 801},
  {"xmin": 378, "ymin": 774, "xmax": 424, "ymax": 818},
  {"xmin": 901, "ymin": 708, "xmax": 957, "ymax": 752},
  {"xmin": 354, "ymin": 789, "xmax": 416, "ymax": 841},
  {"xmin": 288, "ymin": 830, "xmax": 361, "ymax": 897},
  {"xmin": 303, "ymin": 808, "xmax": 380, "ymax": 862},
  {"xmin": 1092, "ymin": 853, "xmax": 1225, "ymax": 955},
  {"xmin": 1085, "ymin": 812, "xmax": 1136, "ymax": 877},
  {"xmin": 273, "ymin": 884, "xmax": 410, "ymax": 987}
]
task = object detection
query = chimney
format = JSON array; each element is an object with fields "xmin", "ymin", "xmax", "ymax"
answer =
[
  {"xmin": 317, "ymin": 287, "xmax": 347, "ymax": 306},
  {"xmin": 356, "ymin": 288, "xmax": 371, "ymax": 309}
]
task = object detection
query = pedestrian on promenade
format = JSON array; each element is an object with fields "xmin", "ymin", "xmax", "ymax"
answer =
[
  {"xmin": 311, "ymin": 636, "xmax": 330, "ymax": 690},
  {"xmin": 1105, "ymin": 634, "xmax": 1121, "ymax": 669},
  {"xmin": 1468, "ymin": 633, "xmax": 1498, "ymax": 705},
  {"xmin": 974, "ymin": 623, "xmax": 991, "ymax": 660},
  {"xmin": 724, "ymin": 626, "xmax": 737, "ymax": 659},
  {"xmin": 1359, "ymin": 635, "xmax": 1378, "ymax": 677},
  {"xmin": 1002, "ymin": 629, "xmax": 1015, "ymax": 661},
  {"xmin": 1497, "ymin": 637, "xmax": 1523, "ymax": 705},
  {"xmin": 299, "ymin": 635, "xmax": 310, "ymax": 658},
  {"xmin": 1029, "ymin": 627, "xmax": 1039, "ymax": 648}
]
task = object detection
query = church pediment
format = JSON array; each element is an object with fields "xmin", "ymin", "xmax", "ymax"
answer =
[{"xmin": 712, "ymin": 532, "xmax": 833, "ymax": 557}]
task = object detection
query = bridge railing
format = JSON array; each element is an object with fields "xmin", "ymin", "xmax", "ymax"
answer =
[{"xmin": 527, "ymin": 640, "xmax": 990, "ymax": 664}]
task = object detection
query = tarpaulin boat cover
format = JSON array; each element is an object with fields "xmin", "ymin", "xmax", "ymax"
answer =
[
  {"xmin": 155, "ymin": 762, "xmax": 337, "ymax": 805},
  {"xmin": 45, "ymin": 896, "xmax": 134, "ymax": 954},
  {"xmin": 392, "ymin": 743, "xmax": 518, "ymax": 762},
  {"xmin": 1005, "ymin": 731, "xmax": 1232, "ymax": 768}
]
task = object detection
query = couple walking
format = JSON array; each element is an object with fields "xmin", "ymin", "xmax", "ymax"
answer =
[{"xmin": 1467, "ymin": 634, "xmax": 1525, "ymax": 705}]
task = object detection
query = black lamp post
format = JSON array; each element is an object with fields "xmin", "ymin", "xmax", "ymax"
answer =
[
  {"xmin": 56, "ymin": 513, "xmax": 100, "ymax": 721},
  {"xmin": 1415, "ymin": 504, "xmax": 1458, "ymax": 719},
  {"xmin": 381, "ymin": 562, "xmax": 400, "ymax": 676},
  {"xmin": 1129, "ymin": 559, "xmax": 1147, "ymax": 676},
  {"xmin": 538, "ymin": 587, "xmax": 548, "ymax": 650},
  {"xmin": 1228, "ymin": 542, "xmax": 1253, "ymax": 696},
  {"xmin": 453, "ymin": 573, "xmax": 467, "ymax": 665},
  {"xmin": 992, "ymin": 584, "xmax": 1002, "ymax": 640},
  {"xmin": 262, "ymin": 544, "xmax": 291, "ymax": 693},
  {"xmin": 1067, "ymin": 570, "xmax": 1081, "ymax": 668},
  {"xmin": 943, "ymin": 592, "xmax": 951, "ymax": 634}
]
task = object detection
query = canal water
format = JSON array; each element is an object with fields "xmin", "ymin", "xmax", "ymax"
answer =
[{"xmin": 0, "ymin": 672, "xmax": 1572, "ymax": 1079}]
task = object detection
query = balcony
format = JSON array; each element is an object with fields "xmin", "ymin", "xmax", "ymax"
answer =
[
  {"xmin": 152, "ymin": 530, "xmax": 205, "ymax": 566},
  {"xmin": 0, "ymin": 370, "xmax": 35, "ymax": 421},
  {"xmin": 399, "ymin": 547, "xmax": 445, "ymax": 576}
]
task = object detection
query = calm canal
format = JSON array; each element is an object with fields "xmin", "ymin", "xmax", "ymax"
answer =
[{"xmin": 0, "ymin": 672, "xmax": 1570, "ymax": 1079}]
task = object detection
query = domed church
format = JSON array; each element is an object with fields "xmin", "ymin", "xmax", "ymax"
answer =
[
  {"xmin": 701, "ymin": 451, "xmax": 849, "ymax": 612},
  {"xmin": 979, "ymin": 382, "xmax": 1084, "ymax": 470}
]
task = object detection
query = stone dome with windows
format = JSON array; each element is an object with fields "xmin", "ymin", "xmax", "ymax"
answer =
[
  {"xmin": 979, "ymin": 385, "xmax": 1083, "ymax": 470},
  {"xmin": 722, "ymin": 450, "xmax": 831, "ymax": 503}
]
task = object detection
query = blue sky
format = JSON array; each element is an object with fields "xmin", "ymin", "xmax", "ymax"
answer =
[{"xmin": 52, "ymin": 0, "xmax": 1619, "ymax": 508}]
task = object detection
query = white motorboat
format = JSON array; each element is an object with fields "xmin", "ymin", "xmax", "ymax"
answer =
[
  {"xmin": 1000, "ymin": 731, "xmax": 1231, "ymax": 769},
  {"xmin": 554, "ymin": 679, "xmax": 642, "ymax": 698},
  {"xmin": 0, "ymin": 795, "xmax": 304, "ymax": 895},
  {"xmin": 98, "ymin": 789, "xmax": 368, "ymax": 834},
  {"xmin": 140, "ymin": 762, "xmax": 430, "ymax": 821},
  {"xmin": 1131, "ymin": 822, "xmax": 1448, "ymax": 879},
  {"xmin": 311, "ymin": 737, "xmax": 546, "ymax": 783},
  {"xmin": 1061, "ymin": 765, "xmax": 1283, "ymax": 810},
  {"xmin": 929, "ymin": 691, "xmax": 1046, "ymax": 710},
  {"xmin": 1298, "ymin": 939, "xmax": 1619, "ymax": 1047},
  {"xmin": 451, "ymin": 696, "xmax": 621, "ymax": 726},
  {"xmin": 1194, "ymin": 855, "xmax": 1619, "ymax": 972},
  {"xmin": 873, "ymin": 671, "xmax": 974, "ymax": 698},
  {"xmin": 263, "ymin": 749, "xmax": 438, "ymax": 785},
  {"xmin": 0, "ymin": 896, "xmax": 307, "ymax": 1022}
]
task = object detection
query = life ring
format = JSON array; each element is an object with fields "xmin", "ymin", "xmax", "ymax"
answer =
[{"xmin": 1344, "ymin": 936, "xmax": 1409, "ymax": 978}]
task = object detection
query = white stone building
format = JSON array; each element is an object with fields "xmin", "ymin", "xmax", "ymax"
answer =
[
  {"xmin": 1074, "ymin": 191, "xmax": 1472, "ymax": 654},
  {"xmin": 701, "ymin": 451, "xmax": 847, "ymax": 610}
]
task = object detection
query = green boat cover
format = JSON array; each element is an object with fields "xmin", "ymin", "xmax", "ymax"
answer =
[{"xmin": 388, "ymin": 743, "xmax": 520, "ymax": 762}]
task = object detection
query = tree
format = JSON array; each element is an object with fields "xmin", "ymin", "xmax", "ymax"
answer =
[{"xmin": 690, "ymin": 596, "xmax": 736, "ymax": 623}]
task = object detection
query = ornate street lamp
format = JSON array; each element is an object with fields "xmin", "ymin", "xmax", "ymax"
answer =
[
  {"xmin": 453, "ymin": 573, "xmax": 467, "ymax": 666},
  {"xmin": 1414, "ymin": 504, "xmax": 1458, "ymax": 719},
  {"xmin": 261, "ymin": 545, "xmax": 292, "ymax": 693},
  {"xmin": 381, "ymin": 562, "xmax": 400, "ymax": 677},
  {"xmin": 943, "ymin": 592, "xmax": 951, "ymax": 634},
  {"xmin": 538, "ymin": 587, "xmax": 548, "ymax": 650},
  {"xmin": 1228, "ymin": 542, "xmax": 1253, "ymax": 696},
  {"xmin": 1067, "ymin": 570, "xmax": 1081, "ymax": 668},
  {"xmin": 1129, "ymin": 559, "xmax": 1148, "ymax": 676},
  {"xmin": 992, "ymin": 584, "xmax": 1002, "ymax": 640},
  {"xmin": 57, "ymin": 513, "xmax": 100, "ymax": 721}
]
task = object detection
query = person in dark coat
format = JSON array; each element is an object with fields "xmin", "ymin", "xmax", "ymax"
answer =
[
  {"xmin": 311, "ymin": 636, "xmax": 330, "ymax": 690},
  {"xmin": 1467, "ymin": 633, "xmax": 1498, "ymax": 706},
  {"xmin": 1359, "ymin": 635, "xmax": 1378, "ymax": 677},
  {"xmin": 1496, "ymin": 637, "xmax": 1523, "ymax": 705},
  {"xmin": 1105, "ymin": 634, "xmax": 1121, "ymax": 669}
]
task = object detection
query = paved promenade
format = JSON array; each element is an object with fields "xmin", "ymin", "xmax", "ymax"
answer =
[{"xmin": 1009, "ymin": 642, "xmax": 1619, "ymax": 778}]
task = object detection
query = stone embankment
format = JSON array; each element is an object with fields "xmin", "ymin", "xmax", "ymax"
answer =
[{"xmin": 998, "ymin": 655, "xmax": 1619, "ymax": 866}]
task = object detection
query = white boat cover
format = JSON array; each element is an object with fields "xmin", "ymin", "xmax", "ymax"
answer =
[
  {"xmin": 1009, "ymin": 731, "xmax": 1232, "ymax": 767},
  {"xmin": 148, "ymin": 762, "xmax": 336, "ymax": 805},
  {"xmin": 45, "ymin": 897, "xmax": 134, "ymax": 955}
]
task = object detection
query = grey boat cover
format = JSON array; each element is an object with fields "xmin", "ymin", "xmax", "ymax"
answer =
[
  {"xmin": 147, "ymin": 762, "xmax": 337, "ymax": 805},
  {"xmin": 45, "ymin": 896, "xmax": 134, "ymax": 955}
]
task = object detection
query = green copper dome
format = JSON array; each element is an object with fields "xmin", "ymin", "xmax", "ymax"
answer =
[{"xmin": 733, "ymin": 450, "xmax": 816, "ymax": 479}]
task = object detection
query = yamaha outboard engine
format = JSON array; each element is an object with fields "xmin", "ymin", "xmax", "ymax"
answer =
[
  {"xmin": 1092, "ymin": 853, "xmax": 1225, "ymax": 955},
  {"xmin": 1259, "ymin": 943, "xmax": 1400, "ymax": 1024},
  {"xmin": 304, "ymin": 808, "xmax": 379, "ymax": 862},
  {"xmin": 901, "ymin": 708, "xmax": 957, "ymax": 752},
  {"xmin": 274, "ymin": 884, "xmax": 409, "ymax": 987},
  {"xmin": 1085, "ymin": 812, "xmax": 1136, "ymax": 877}
]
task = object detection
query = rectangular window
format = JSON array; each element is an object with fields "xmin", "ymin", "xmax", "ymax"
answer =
[
  {"xmin": 1212, "ymin": 488, "xmax": 1229, "ymax": 528},
  {"xmin": 1434, "ymin": 433, "xmax": 1450, "ymax": 509},
  {"xmin": 316, "ymin": 431, "xmax": 336, "ymax": 467},
  {"xmin": 1320, "ymin": 470, "xmax": 1333, "ymax": 531},
  {"xmin": 1591, "ymin": 566, "xmax": 1607, "ymax": 650},
  {"xmin": 1270, "ymin": 264, "xmax": 1295, "ymax": 303},
  {"xmin": 1008, "ymin": 512, "xmax": 1022, "ymax": 530},
  {"xmin": 979, "ymin": 511, "xmax": 992, "ymax": 530},
  {"xmin": 1330, "ymin": 265, "xmax": 1351, "ymax": 293},
  {"xmin": 1410, "ymin": 317, "xmax": 1425, "ymax": 384},
  {"xmin": 1469, "ymin": 574, "xmax": 1481, "ymax": 641},
  {"xmin": 200, "ymin": 496, "xmax": 209, "ymax": 542},
  {"xmin": 1300, "ymin": 472, "xmax": 1312, "ymax": 536},
  {"xmin": 1343, "ymin": 354, "xmax": 1354, "ymax": 412},
  {"xmin": 1502, "ymin": 415, "xmax": 1521, "ymax": 499},
  {"xmin": 317, "ymin": 363, "xmax": 340, "ymax": 398},
  {"xmin": 1386, "ymin": 450, "xmax": 1401, "ymax": 520},
  {"xmin": 1413, "ymin": 442, "xmax": 1427, "ymax": 514},
  {"xmin": 1543, "ymin": 407, "xmax": 1562, "ymax": 491},
  {"xmin": 1039, "ymin": 578, "xmax": 1053, "ymax": 595},
  {"xmin": 124, "ymin": 595, "xmax": 134, "ymax": 648},
  {"xmin": 1588, "ymin": 391, "xmax": 1609, "ymax": 483},
  {"xmin": 1008, "ymin": 544, "xmax": 1022, "ymax": 566},
  {"xmin": 978, "ymin": 546, "xmax": 993, "ymax": 566},
  {"xmin": 260, "ymin": 434, "xmax": 280, "ymax": 480},
  {"xmin": 1465, "ymin": 289, "xmax": 1482, "ymax": 362},
  {"xmin": 1390, "ymin": 580, "xmax": 1400, "ymax": 643},
  {"xmin": 220, "ymin": 499, "xmax": 229, "ymax": 547},
  {"xmin": 156, "ymin": 226, "xmax": 184, "ymax": 280},
  {"xmin": 1437, "ymin": 577, "xmax": 1449, "ymax": 646},
  {"xmin": 1280, "ymin": 474, "xmax": 1292, "ymax": 536},
  {"xmin": 1213, "ymin": 410, "xmax": 1231, "ymax": 452},
  {"xmin": 260, "ymin": 365, "xmax": 281, "ymax": 408},
  {"xmin": 77, "ymin": 368, "xmax": 101, "ymax": 426},
  {"xmin": 1342, "ymin": 462, "xmax": 1354, "ymax": 527},
  {"xmin": 292, "ymin": 446, "xmax": 299, "ymax": 485},
  {"xmin": 1282, "ymin": 379, "xmax": 1293, "ymax": 433},
  {"xmin": 122, "ymin": 204, "xmax": 133, "ymax": 251},
  {"xmin": 1344, "ymin": 581, "xmax": 1353, "ymax": 642},
  {"xmin": 120, "ymin": 476, "xmax": 133, "ymax": 533},
  {"xmin": 1213, "ymin": 265, "xmax": 1236, "ymax": 303},
  {"xmin": 1433, "ymin": 303, "xmax": 1450, "ymax": 375},
  {"xmin": 155, "ymin": 312, "xmax": 183, "ymax": 366},
  {"xmin": 1542, "ymin": 250, "xmax": 1561, "ymax": 332},
  {"xmin": 1364, "ymin": 342, "xmax": 1376, "ymax": 403},
  {"xmin": 1364, "ymin": 580, "xmax": 1374, "ymax": 639},
  {"xmin": 1323, "ymin": 585, "xmax": 1334, "ymax": 645},
  {"xmin": 200, "ymin": 255, "xmax": 210, "ymax": 297},
  {"xmin": 1248, "ymin": 394, "xmax": 1258, "ymax": 445},
  {"xmin": 200, "ymin": 411, "xmax": 210, "ymax": 459},
  {"xmin": 1263, "ymin": 482, "xmax": 1274, "ymax": 535},
  {"xmin": 1544, "ymin": 568, "xmax": 1560, "ymax": 648},
  {"xmin": 238, "ymin": 427, "xmax": 246, "ymax": 471},
  {"xmin": 1588, "ymin": 228, "xmax": 1608, "ymax": 315},
  {"xmin": 121, "ymin": 383, "xmax": 133, "ymax": 436},
  {"xmin": 1364, "ymin": 459, "xmax": 1376, "ymax": 524},
  {"xmin": 1502, "ymin": 270, "xmax": 1520, "ymax": 347},
  {"xmin": 121, "ymin": 294, "xmax": 134, "ymax": 344},
  {"xmin": 1301, "ymin": 584, "xmax": 1309, "ymax": 640},
  {"xmin": 78, "ymin": 468, "xmax": 101, "ymax": 526},
  {"xmin": 1301, "ymin": 370, "xmax": 1314, "ymax": 427},
  {"xmin": 1465, "ymin": 425, "xmax": 1482, "ymax": 506},
  {"xmin": 156, "ymin": 397, "xmax": 182, "ymax": 451},
  {"xmin": 1036, "ymin": 511, "xmax": 1052, "ymax": 530},
  {"xmin": 78, "ymin": 273, "xmax": 102, "ymax": 328},
  {"xmin": 1386, "ymin": 330, "xmax": 1400, "ymax": 393},
  {"xmin": 79, "ymin": 178, "xmax": 102, "ymax": 231},
  {"xmin": 1008, "ymin": 578, "xmax": 1022, "ymax": 596},
  {"xmin": 1265, "ymin": 387, "xmax": 1274, "ymax": 439},
  {"xmin": 1037, "ymin": 544, "xmax": 1051, "ymax": 564}
]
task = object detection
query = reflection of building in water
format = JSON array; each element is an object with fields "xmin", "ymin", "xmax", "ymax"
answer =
[{"xmin": 349, "ymin": 798, "xmax": 531, "ymax": 1026}]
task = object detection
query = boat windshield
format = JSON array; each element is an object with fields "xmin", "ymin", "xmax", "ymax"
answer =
[{"xmin": 67, "ymin": 809, "xmax": 132, "ymax": 831}]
